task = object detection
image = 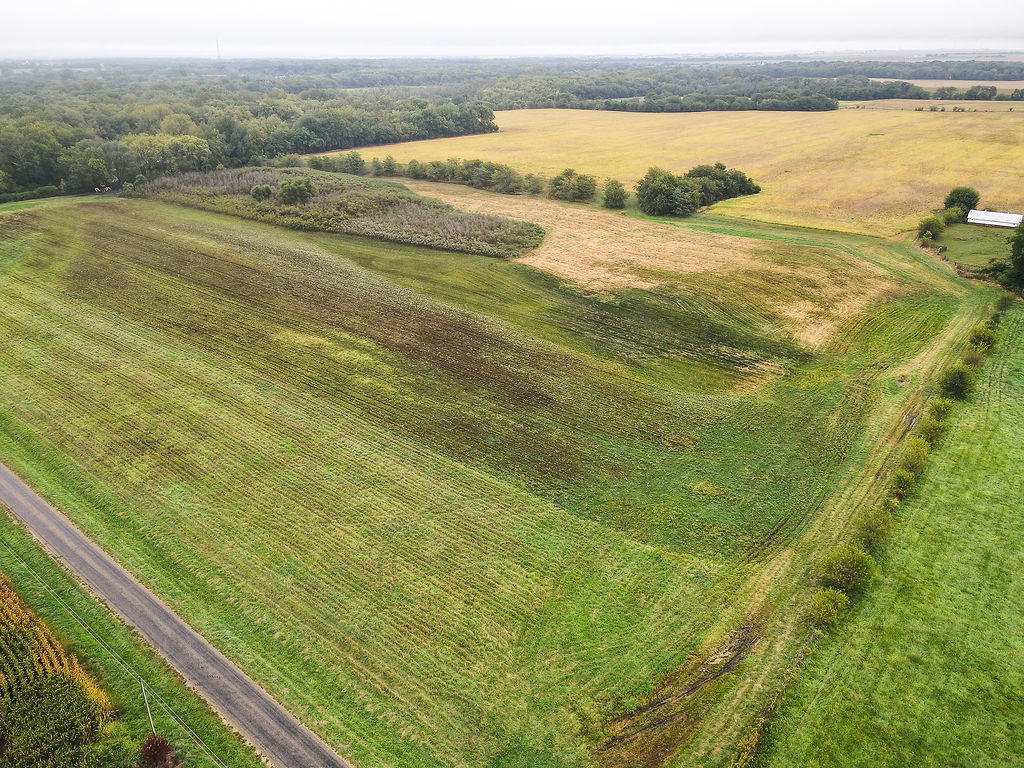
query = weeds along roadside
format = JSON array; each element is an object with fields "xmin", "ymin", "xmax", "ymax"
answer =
[{"xmin": 727, "ymin": 289, "xmax": 1017, "ymax": 768}]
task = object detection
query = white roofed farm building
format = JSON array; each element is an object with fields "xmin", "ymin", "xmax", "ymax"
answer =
[{"xmin": 967, "ymin": 209, "xmax": 1024, "ymax": 228}]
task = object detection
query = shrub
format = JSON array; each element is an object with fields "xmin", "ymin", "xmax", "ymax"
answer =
[
  {"xmin": 250, "ymin": 184, "xmax": 272, "ymax": 202},
  {"xmin": 943, "ymin": 205, "xmax": 967, "ymax": 224},
  {"xmin": 996, "ymin": 292, "xmax": 1016, "ymax": 311},
  {"xmin": 881, "ymin": 495, "xmax": 900, "ymax": 514},
  {"xmin": 810, "ymin": 588, "xmax": 849, "ymax": 627},
  {"xmin": 278, "ymin": 177, "xmax": 314, "ymax": 205},
  {"xmin": 968, "ymin": 323, "xmax": 997, "ymax": 349},
  {"xmin": 854, "ymin": 507, "xmax": 893, "ymax": 552},
  {"xmin": 141, "ymin": 733, "xmax": 176, "ymax": 767},
  {"xmin": 549, "ymin": 168, "xmax": 597, "ymax": 202},
  {"xmin": 819, "ymin": 544, "xmax": 875, "ymax": 592},
  {"xmin": 944, "ymin": 186, "xmax": 980, "ymax": 212},
  {"xmin": 523, "ymin": 174, "xmax": 544, "ymax": 195},
  {"xmin": 917, "ymin": 415, "xmax": 948, "ymax": 445},
  {"xmin": 917, "ymin": 215, "xmax": 945, "ymax": 240},
  {"xmin": 891, "ymin": 468, "xmax": 915, "ymax": 498},
  {"xmin": 939, "ymin": 363, "xmax": 975, "ymax": 399},
  {"xmin": 900, "ymin": 436, "xmax": 930, "ymax": 475},
  {"xmin": 963, "ymin": 347, "xmax": 984, "ymax": 367},
  {"xmin": 603, "ymin": 179, "xmax": 628, "ymax": 209},
  {"xmin": 928, "ymin": 398, "xmax": 955, "ymax": 421}
]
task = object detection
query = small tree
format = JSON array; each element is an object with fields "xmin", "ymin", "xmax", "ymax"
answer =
[
  {"xmin": 819, "ymin": 544, "xmax": 875, "ymax": 592},
  {"xmin": 381, "ymin": 155, "xmax": 398, "ymax": 176},
  {"xmin": 549, "ymin": 168, "xmax": 596, "ymax": 202},
  {"xmin": 603, "ymin": 179, "xmax": 628, "ymax": 209},
  {"xmin": 250, "ymin": 184, "xmax": 272, "ymax": 202},
  {"xmin": 939, "ymin": 363, "xmax": 975, "ymax": 399},
  {"xmin": 928, "ymin": 397, "xmax": 955, "ymax": 421},
  {"xmin": 917, "ymin": 415, "xmax": 948, "ymax": 446},
  {"xmin": 899, "ymin": 437, "xmax": 930, "ymax": 475},
  {"xmin": 810, "ymin": 588, "xmax": 848, "ymax": 627},
  {"xmin": 278, "ymin": 177, "xmax": 314, "ymax": 205},
  {"xmin": 944, "ymin": 186, "xmax": 980, "ymax": 212},
  {"xmin": 917, "ymin": 215, "xmax": 945, "ymax": 241}
]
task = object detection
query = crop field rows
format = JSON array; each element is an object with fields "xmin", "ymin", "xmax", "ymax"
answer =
[{"xmin": 0, "ymin": 196, "xmax": 980, "ymax": 768}]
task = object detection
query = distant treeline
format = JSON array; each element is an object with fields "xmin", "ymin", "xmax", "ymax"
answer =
[
  {"xmin": 4, "ymin": 57, "xmax": 1023, "ymax": 198},
  {"xmin": 0, "ymin": 65, "xmax": 496, "ymax": 195}
]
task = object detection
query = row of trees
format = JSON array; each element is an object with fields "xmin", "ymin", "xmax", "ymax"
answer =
[{"xmin": 635, "ymin": 163, "xmax": 760, "ymax": 217}]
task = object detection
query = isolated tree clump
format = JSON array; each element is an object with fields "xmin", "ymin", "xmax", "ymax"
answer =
[
  {"xmin": 250, "ymin": 184, "xmax": 272, "ymax": 202},
  {"xmin": 819, "ymin": 544, "xmax": 875, "ymax": 593},
  {"xmin": 943, "ymin": 205, "xmax": 967, "ymax": 224},
  {"xmin": 917, "ymin": 215, "xmax": 945, "ymax": 241},
  {"xmin": 549, "ymin": 168, "xmax": 597, "ymax": 202},
  {"xmin": 278, "ymin": 177, "xmax": 314, "ymax": 205},
  {"xmin": 602, "ymin": 178, "xmax": 628, "ymax": 209},
  {"xmin": 944, "ymin": 186, "xmax": 980, "ymax": 213},
  {"xmin": 939, "ymin": 363, "xmax": 976, "ymax": 399},
  {"xmin": 634, "ymin": 162, "xmax": 758, "ymax": 218},
  {"xmin": 810, "ymin": 588, "xmax": 849, "ymax": 627}
]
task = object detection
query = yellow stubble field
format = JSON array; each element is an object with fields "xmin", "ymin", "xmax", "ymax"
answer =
[{"xmin": 352, "ymin": 108, "xmax": 1024, "ymax": 235}]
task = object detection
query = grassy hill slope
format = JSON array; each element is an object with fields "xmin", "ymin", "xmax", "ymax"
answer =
[
  {"xmin": 761, "ymin": 303, "xmax": 1024, "ymax": 767},
  {"xmin": 0, "ymin": 196, "xmax": 984, "ymax": 768}
]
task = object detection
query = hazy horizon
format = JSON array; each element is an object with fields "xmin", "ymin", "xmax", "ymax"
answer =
[{"xmin": 3, "ymin": 0, "xmax": 1023, "ymax": 60}]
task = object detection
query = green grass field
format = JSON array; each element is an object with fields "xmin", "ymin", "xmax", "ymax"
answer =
[
  {"xmin": 940, "ymin": 222, "xmax": 1015, "ymax": 270},
  {"xmin": 761, "ymin": 302, "xmax": 1024, "ymax": 767},
  {"xmin": 0, "ymin": 194, "xmax": 990, "ymax": 768}
]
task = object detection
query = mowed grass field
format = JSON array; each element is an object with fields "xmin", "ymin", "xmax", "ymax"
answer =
[
  {"xmin": 762, "ymin": 303, "xmax": 1024, "ymax": 768},
  {"xmin": 350, "ymin": 108, "xmax": 1024, "ymax": 235},
  {"xmin": 940, "ymin": 222, "xmax": 1016, "ymax": 270},
  {"xmin": 0, "ymin": 196, "xmax": 983, "ymax": 768}
]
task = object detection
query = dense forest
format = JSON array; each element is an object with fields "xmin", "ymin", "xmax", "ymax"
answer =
[
  {"xmin": 2, "ymin": 57, "xmax": 1022, "ymax": 198},
  {"xmin": 0, "ymin": 65, "xmax": 496, "ymax": 196}
]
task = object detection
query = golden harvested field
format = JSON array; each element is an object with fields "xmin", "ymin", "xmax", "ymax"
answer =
[
  {"xmin": 868, "ymin": 78, "xmax": 1024, "ymax": 92},
  {"xmin": 354, "ymin": 108, "xmax": 1024, "ymax": 235}
]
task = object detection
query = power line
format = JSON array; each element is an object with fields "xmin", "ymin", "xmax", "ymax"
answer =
[{"xmin": 0, "ymin": 532, "xmax": 231, "ymax": 768}]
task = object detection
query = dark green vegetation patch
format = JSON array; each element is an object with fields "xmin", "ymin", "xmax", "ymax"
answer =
[{"xmin": 136, "ymin": 168, "xmax": 545, "ymax": 258}]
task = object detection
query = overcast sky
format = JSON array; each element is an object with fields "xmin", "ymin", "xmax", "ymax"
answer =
[{"xmin": 3, "ymin": 0, "xmax": 1023, "ymax": 59}]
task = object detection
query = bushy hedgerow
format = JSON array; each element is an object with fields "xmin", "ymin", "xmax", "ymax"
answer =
[
  {"xmin": 854, "ymin": 507, "xmax": 893, "ymax": 552},
  {"xmin": 549, "ymin": 168, "xmax": 597, "ymax": 202},
  {"xmin": 819, "ymin": 544, "xmax": 875, "ymax": 593},
  {"xmin": 939, "ymin": 363, "xmax": 976, "ymax": 399},
  {"xmin": 917, "ymin": 415, "xmax": 948, "ymax": 446},
  {"xmin": 968, "ymin": 323, "xmax": 997, "ymax": 349},
  {"xmin": 809, "ymin": 588, "xmax": 849, "ymax": 627},
  {"xmin": 403, "ymin": 157, "xmax": 544, "ymax": 196},
  {"xmin": 899, "ymin": 436, "xmax": 930, "ymax": 476},
  {"xmin": 135, "ymin": 168, "xmax": 544, "ymax": 259},
  {"xmin": 891, "ymin": 468, "xmax": 915, "ymax": 498},
  {"xmin": 602, "ymin": 179, "xmax": 628, "ymax": 209},
  {"xmin": 996, "ymin": 293, "xmax": 1016, "ymax": 311},
  {"xmin": 635, "ymin": 163, "xmax": 759, "ymax": 217},
  {"xmin": 928, "ymin": 397, "xmax": 955, "ymax": 421}
]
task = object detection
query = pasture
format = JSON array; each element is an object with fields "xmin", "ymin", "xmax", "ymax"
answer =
[
  {"xmin": 350, "ymin": 108, "xmax": 1024, "ymax": 235},
  {"xmin": 762, "ymin": 303, "xmax": 1024, "ymax": 768},
  {"xmin": 940, "ymin": 222, "xmax": 1016, "ymax": 270},
  {"xmin": 0, "ymin": 195, "xmax": 985, "ymax": 768}
]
